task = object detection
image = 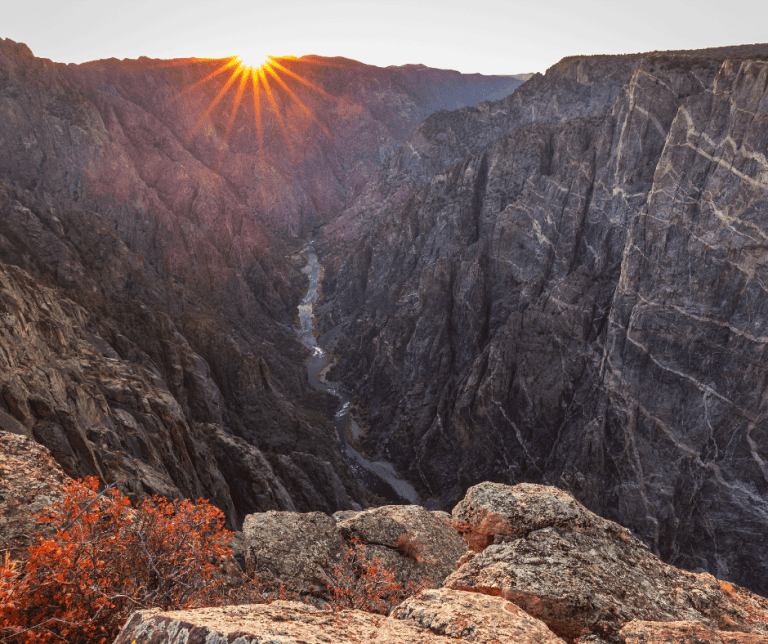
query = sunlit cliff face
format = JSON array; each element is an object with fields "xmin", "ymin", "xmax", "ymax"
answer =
[{"xmin": 168, "ymin": 53, "xmax": 331, "ymax": 157}]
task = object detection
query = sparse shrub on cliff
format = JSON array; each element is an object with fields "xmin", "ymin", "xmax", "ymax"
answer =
[
  {"xmin": 0, "ymin": 478, "xmax": 432, "ymax": 642},
  {"xmin": 395, "ymin": 531, "xmax": 422, "ymax": 562},
  {"xmin": 329, "ymin": 538, "xmax": 431, "ymax": 614},
  {"xmin": 0, "ymin": 553, "xmax": 20, "ymax": 642},
  {"xmin": 0, "ymin": 477, "xmax": 232, "ymax": 644}
]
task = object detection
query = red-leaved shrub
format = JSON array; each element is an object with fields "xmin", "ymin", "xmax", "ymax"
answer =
[
  {"xmin": 0, "ymin": 478, "xmax": 433, "ymax": 643},
  {"xmin": 0, "ymin": 552, "xmax": 19, "ymax": 641},
  {"xmin": 329, "ymin": 538, "xmax": 432, "ymax": 614},
  {"xmin": 0, "ymin": 477, "xmax": 231, "ymax": 644}
]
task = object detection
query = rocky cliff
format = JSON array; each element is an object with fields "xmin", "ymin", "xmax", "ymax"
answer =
[
  {"xmin": 0, "ymin": 36, "xmax": 524, "ymax": 525},
  {"xmin": 320, "ymin": 45, "xmax": 768, "ymax": 595}
]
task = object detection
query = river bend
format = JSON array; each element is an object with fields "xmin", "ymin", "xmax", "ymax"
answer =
[{"xmin": 297, "ymin": 240, "xmax": 419, "ymax": 505}]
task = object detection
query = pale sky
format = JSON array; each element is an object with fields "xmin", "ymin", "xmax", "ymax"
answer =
[{"xmin": 4, "ymin": 0, "xmax": 766, "ymax": 75}]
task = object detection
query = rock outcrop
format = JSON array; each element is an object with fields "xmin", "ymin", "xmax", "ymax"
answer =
[
  {"xmin": 446, "ymin": 483, "xmax": 768, "ymax": 643},
  {"xmin": 114, "ymin": 591, "xmax": 567, "ymax": 644},
  {"xmin": 115, "ymin": 482, "xmax": 768, "ymax": 644},
  {"xmin": 320, "ymin": 46, "xmax": 768, "ymax": 594}
]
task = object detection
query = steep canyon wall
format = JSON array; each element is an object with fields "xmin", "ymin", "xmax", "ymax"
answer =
[{"xmin": 321, "ymin": 47, "xmax": 768, "ymax": 594}]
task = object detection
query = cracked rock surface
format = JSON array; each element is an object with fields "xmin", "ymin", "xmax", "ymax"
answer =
[
  {"xmin": 114, "ymin": 591, "xmax": 567, "ymax": 644},
  {"xmin": 445, "ymin": 483, "xmax": 768, "ymax": 643}
]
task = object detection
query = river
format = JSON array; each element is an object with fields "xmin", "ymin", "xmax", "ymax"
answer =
[{"xmin": 297, "ymin": 239, "xmax": 419, "ymax": 505}]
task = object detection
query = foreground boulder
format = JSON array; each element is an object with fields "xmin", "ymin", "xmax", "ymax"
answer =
[
  {"xmin": 452, "ymin": 480, "xmax": 605, "ymax": 551},
  {"xmin": 392, "ymin": 587, "xmax": 566, "ymax": 642},
  {"xmin": 242, "ymin": 511, "xmax": 347, "ymax": 597},
  {"xmin": 114, "ymin": 589, "xmax": 566, "ymax": 644},
  {"xmin": 447, "ymin": 482, "xmax": 768, "ymax": 643},
  {"xmin": 243, "ymin": 504, "xmax": 467, "ymax": 600},
  {"xmin": 620, "ymin": 620, "xmax": 768, "ymax": 644}
]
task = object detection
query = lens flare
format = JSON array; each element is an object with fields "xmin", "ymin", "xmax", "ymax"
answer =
[{"xmin": 166, "ymin": 53, "xmax": 334, "ymax": 160}]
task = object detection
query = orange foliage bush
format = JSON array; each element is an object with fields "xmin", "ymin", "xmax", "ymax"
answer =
[
  {"xmin": 0, "ymin": 552, "xmax": 19, "ymax": 640},
  {"xmin": 0, "ymin": 478, "xmax": 432, "ymax": 643},
  {"xmin": 0, "ymin": 477, "xmax": 232, "ymax": 644},
  {"xmin": 329, "ymin": 539, "xmax": 431, "ymax": 614}
]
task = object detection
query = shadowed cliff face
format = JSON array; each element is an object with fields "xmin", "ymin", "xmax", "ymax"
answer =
[
  {"xmin": 321, "ymin": 48, "xmax": 768, "ymax": 594},
  {"xmin": 0, "ymin": 37, "xmax": 524, "ymax": 526},
  {"xmin": 0, "ymin": 181, "xmax": 352, "ymax": 527}
]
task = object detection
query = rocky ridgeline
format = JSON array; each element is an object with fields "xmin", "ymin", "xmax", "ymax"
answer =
[
  {"xmin": 114, "ymin": 481, "xmax": 768, "ymax": 643},
  {"xmin": 320, "ymin": 46, "xmax": 768, "ymax": 595}
]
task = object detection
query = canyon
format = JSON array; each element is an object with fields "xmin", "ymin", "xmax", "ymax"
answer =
[
  {"xmin": 2, "ymin": 29, "xmax": 768, "ymax": 628},
  {"xmin": 0, "ymin": 36, "xmax": 523, "ymax": 526}
]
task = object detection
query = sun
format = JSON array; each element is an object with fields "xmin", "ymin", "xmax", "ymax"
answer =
[{"xmin": 235, "ymin": 54, "xmax": 272, "ymax": 73}]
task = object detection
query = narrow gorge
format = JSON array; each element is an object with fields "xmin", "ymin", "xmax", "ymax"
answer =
[{"xmin": 296, "ymin": 237, "xmax": 419, "ymax": 504}]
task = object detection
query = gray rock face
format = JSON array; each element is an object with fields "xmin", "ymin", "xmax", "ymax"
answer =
[{"xmin": 321, "ymin": 48, "xmax": 768, "ymax": 595}]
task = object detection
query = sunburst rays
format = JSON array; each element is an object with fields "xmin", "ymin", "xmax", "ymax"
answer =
[{"xmin": 166, "ymin": 54, "xmax": 332, "ymax": 158}]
